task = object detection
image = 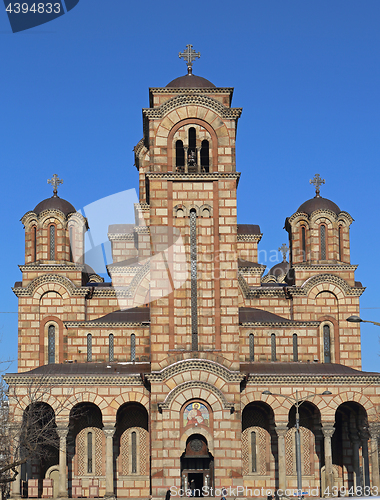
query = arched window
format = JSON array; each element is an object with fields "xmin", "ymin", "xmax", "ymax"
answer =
[
  {"xmin": 49, "ymin": 225, "xmax": 56, "ymax": 260},
  {"xmin": 301, "ymin": 226, "xmax": 306, "ymax": 262},
  {"xmin": 249, "ymin": 333, "xmax": 254, "ymax": 362},
  {"xmin": 176, "ymin": 140, "xmax": 185, "ymax": 172},
  {"xmin": 251, "ymin": 431, "xmax": 257, "ymax": 473},
  {"xmin": 48, "ymin": 325, "xmax": 55, "ymax": 364},
  {"xmin": 33, "ymin": 226, "xmax": 37, "ymax": 261},
  {"xmin": 190, "ymin": 209, "xmax": 198, "ymax": 350},
  {"xmin": 323, "ymin": 325, "xmax": 331, "ymax": 363},
  {"xmin": 293, "ymin": 333, "xmax": 298, "ymax": 362},
  {"xmin": 109, "ymin": 333, "xmax": 114, "ymax": 362},
  {"xmin": 131, "ymin": 334, "xmax": 136, "ymax": 362},
  {"xmin": 200, "ymin": 139, "xmax": 209, "ymax": 173},
  {"xmin": 69, "ymin": 226, "xmax": 74, "ymax": 262},
  {"xmin": 188, "ymin": 127, "xmax": 197, "ymax": 171},
  {"xmin": 271, "ymin": 333, "xmax": 276, "ymax": 361},
  {"xmin": 87, "ymin": 334, "xmax": 92, "ymax": 362},
  {"xmin": 87, "ymin": 431, "xmax": 93, "ymax": 473},
  {"xmin": 320, "ymin": 225, "xmax": 327, "ymax": 260},
  {"xmin": 131, "ymin": 431, "xmax": 137, "ymax": 474},
  {"xmin": 338, "ymin": 226, "xmax": 343, "ymax": 261}
]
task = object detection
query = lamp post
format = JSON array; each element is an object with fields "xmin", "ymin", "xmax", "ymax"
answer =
[
  {"xmin": 346, "ymin": 315, "xmax": 380, "ymax": 326},
  {"xmin": 262, "ymin": 389, "xmax": 332, "ymax": 495}
]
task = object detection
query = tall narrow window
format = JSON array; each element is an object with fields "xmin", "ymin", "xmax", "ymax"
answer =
[
  {"xmin": 131, "ymin": 431, "xmax": 137, "ymax": 473},
  {"xmin": 293, "ymin": 333, "xmax": 298, "ymax": 362},
  {"xmin": 323, "ymin": 325, "xmax": 331, "ymax": 363},
  {"xmin": 87, "ymin": 432, "xmax": 93, "ymax": 473},
  {"xmin": 320, "ymin": 225, "xmax": 326, "ymax": 260},
  {"xmin": 190, "ymin": 209, "xmax": 198, "ymax": 350},
  {"xmin": 271, "ymin": 333, "xmax": 276, "ymax": 361},
  {"xmin": 49, "ymin": 225, "xmax": 56, "ymax": 260},
  {"xmin": 87, "ymin": 334, "xmax": 92, "ymax": 362},
  {"xmin": 200, "ymin": 139, "xmax": 209, "ymax": 172},
  {"xmin": 301, "ymin": 226, "xmax": 306, "ymax": 262},
  {"xmin": 109, "ymin": 333, "xmax": 114, "ymax": 362},
  {"xmin": 249, "ymin": 333, "xmax": 254, "ymax": 362},
  {"xmin": 48, "ymin": 325, "xmax": 55, "ymax": 364},
  {"xmin": 338, "ymin": 226, "xmax": 343, "ymax": 261},
  {"xmin": 33, "ymin": 226, "xmax": 37, "ymax": 261},
  {"xmin": 69, "ymin": 226, "xmax": 74, "ymax": 262},
  {"xmin": 188, "ymin": 127, "xmax": 197, "ymax": 171},
  {"xmin": 176, "ymin": 140, "xmax": 185, "ymax": 172},
  {"xmin": 251, "ymin": 431, "xmax": 257, "ymax": 473},
  {"xmin": 131, "ymin": 333, "xmax": 136, "ymax": 362}
]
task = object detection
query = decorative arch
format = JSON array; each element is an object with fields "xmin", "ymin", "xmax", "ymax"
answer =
[
  {"xmin": 302, "ymin": 274, "xmax": 353, "ymax": 298},
  {"xmin": 160, "ymin": 381, "xmax": 232, "ymax": 411},
  {"xmin": 26, "ymin": 275, "xmax": 76, "ymax": 299},
  {"xmin": 328, "ymin": 392, "xmax": 376, "ymax": 418},
  {"xmin": 179, "ymin": 426, "xmax": 214, "ymax": 455}
]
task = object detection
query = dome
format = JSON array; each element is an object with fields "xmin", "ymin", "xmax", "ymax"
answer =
[
  {"xmin": 34, "ymin": 195, "xmax": 76, "ymax": 216},
  {"xmin": 269, "ymin": 260, "xmax": 289, "ymax": 277},
  {"xmin": 297, "ymin": 196, "xmax": 340, "ymax": 215},
  {"xmin": 166, "ymin": 73, "xmax": 216, "ymax": 88}
]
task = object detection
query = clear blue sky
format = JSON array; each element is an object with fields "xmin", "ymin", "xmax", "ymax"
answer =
[{"xmin": 1, "ymin": 0, "xmax": 380, "ymax": 373}]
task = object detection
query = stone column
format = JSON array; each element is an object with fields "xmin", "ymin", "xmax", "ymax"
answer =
[
  {"xmin": 369, "ymin": 424, "xmax": 380, "ymax": 490},
  {"xmin": 56, "ymin": 425, "xmax": 69, "ymax": 498},
  {"xmin": 322, "ymin": 425, "xmax": 335, "ymax": 495},
  {"xmin": 275, "ymin": 424, "xmax": 288, "ymax": 492},
  {"xmin": 350, "ymin": 432, "xmax": 361, "ymax": 489},
  {"xmin": 11, "ymin": 465, "xmax": 21, "ymax": 498},
  {"xmin": 360, "ymin": 428, "xmax": 371, "ymax": 489},
  {"xmin": 103, "ymin": 426, "xmax": 116, "ymax": 499}
]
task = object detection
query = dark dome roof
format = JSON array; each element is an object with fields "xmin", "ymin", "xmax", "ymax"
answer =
[
  {"xmin": 166, "ymin": 74, "xmax": 215, "ymax": 88},
  {"xmin": 297, "ymin": 196, "xmax": 340, "ymax": 215},
  {"xmin": 269, "ymin": 260, "xmax": 289, "ymax": 277},
  {"xmin": 34, "ymin": 196, "xmax": 76, "ymax": 216}
]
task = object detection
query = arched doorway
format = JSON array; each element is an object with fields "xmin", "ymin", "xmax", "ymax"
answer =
[{"xmin": 180, "ymin": 434, "xmax": 214, "ymax": 497}]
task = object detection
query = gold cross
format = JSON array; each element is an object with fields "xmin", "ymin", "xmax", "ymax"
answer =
[
  {"xmin": 310, "ymin": 173, "xmax": 325, "ymax": 197},
  {"xmin": 47, "ymin": 174, "xmax": 63, "ymax": 196},
  {"xmin": 278, "ymin": 243, "xmax": 289, "ymax": 262},
  {"xmin": 179, "ymin": 44, "xmax": 200, "ymax": 74}
]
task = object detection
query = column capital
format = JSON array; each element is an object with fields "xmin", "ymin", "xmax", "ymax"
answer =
[
  {"xmin": 56, "ymin": 425, "xmax": 69, "ymax": 439},
  {"xmin": 275, "ymin": 424, "xmax": 288, "ymax": 437},
  {"xmin": 322, "ymin": 424, "xmax": 335, "ymax": 438},
  {"xmin": 103, "ymin": 426, "xmax": 116, "ymax": 438}
]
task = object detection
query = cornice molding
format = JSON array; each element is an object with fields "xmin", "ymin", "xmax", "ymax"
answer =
[
  {"xmin": 240, "ymin": 321, "xmax": 319, "ymax": 328},
  {"xmin": 145, "ymin": 172, "xmax": 241, "ymax": 182},
  {"xmin": 12, "ymin": 274, "xmax": 88, "ymax": 297},
  {"xmin": 293, "ymin": 264, "xmax": 358, "ymax": 271},
  {"xmin": 4, "ymin": 374, "xmax": 143, "ymax": 386},
  {"xmin": 147, "ymin": 358, "xmax": 244, "ymax": 383},
  {"xmin": 143, "ymin": 94, "xmax": 242, "ymax": 121},
  {"xmin": 149, "ymin": 87, "xmax": 234, "ymax": 94},
  {"xmin": 64, "ymin": 321, "xmax": 149, "ymax": 328},
  {"xmin": 238, "ymin": 266, "xmax": 266, "ymax": 276},
  {"xmin": 19, "ymin": 263, "xmax": 84, "ymax": 272},
  {"xmin": 237, "ymin": 234, "xmax": 262, "ymax": 242},
  {"xmin": 246, "ymin": 374, "xmax": 380, "ymax": 385}
]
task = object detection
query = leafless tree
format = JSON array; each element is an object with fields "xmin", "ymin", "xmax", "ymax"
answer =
[{"xmin": 0, "ymin": 370, "xmax": 76, "ymax": 496}]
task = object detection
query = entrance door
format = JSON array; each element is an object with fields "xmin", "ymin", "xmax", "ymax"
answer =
[
  {"xmin": 188, "ymin": 473, "xmax": 204, "ymax": 497},
  {"xmin": 180, "ymin": 434, "xmax": 214, "ymax": 497}
]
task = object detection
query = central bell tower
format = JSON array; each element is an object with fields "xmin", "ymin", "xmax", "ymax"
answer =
[{"xmin": 134, "ymin": 46, "xmax": 243, "ymax": 371}]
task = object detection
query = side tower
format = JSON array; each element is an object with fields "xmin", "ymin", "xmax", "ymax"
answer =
[
  {"xmin": 134, "ymin": 47, "xmax": 242, "ymax": 371},
  {"xmin": 285, "ymin": 175, "xmax": 364, "ymax": 368},
  {"xmin": 14, "ymin": 175, "xmax": 88, "ymax": 371}
]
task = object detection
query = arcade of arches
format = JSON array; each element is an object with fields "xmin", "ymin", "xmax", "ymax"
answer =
[{"xmin": 5, "ymin": 52, "xmax": 380, "ymax": 500}]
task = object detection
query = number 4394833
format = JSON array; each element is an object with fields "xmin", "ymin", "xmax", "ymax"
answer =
[{"xmin": 6, "ymin": 3, "xmax": 61, "ymax": 14}]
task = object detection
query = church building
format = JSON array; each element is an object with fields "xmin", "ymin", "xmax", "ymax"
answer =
[{"xmin": 5, "ymin": 45, "xmax": 380, "ymax": 500}]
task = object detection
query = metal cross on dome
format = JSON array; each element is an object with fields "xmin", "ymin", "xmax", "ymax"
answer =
[
  {"xmin": 48, "ymin": 174, "xmax": 63, "ymax": 197},
  {"xmin": 179, "ymin": 44, "xmax": 200, "ymax": 75},
  {"xmin": 310, "ymin": 173, "xmax": 325, "ymax": 197},
  {"xmin": 278, "ymin": 243, "xmax": 289, "ymax": 262}
]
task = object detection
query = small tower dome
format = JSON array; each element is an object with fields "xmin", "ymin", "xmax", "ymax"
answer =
[
  {"xmin": 166, "ymin": 44, "xmax": 215, "ymax": 88},
  {"xmin": 285, "ymin": 174, "xmax": 353, "ymax": 268}
]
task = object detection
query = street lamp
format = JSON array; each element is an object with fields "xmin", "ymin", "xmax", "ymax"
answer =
[
  {"xmin": 262, "ymin": 389, "xmax": 332, "ymax": 495},
  {"xmin": 346, "ymin": 315, "xmax": 380, "ymax": 326}
]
